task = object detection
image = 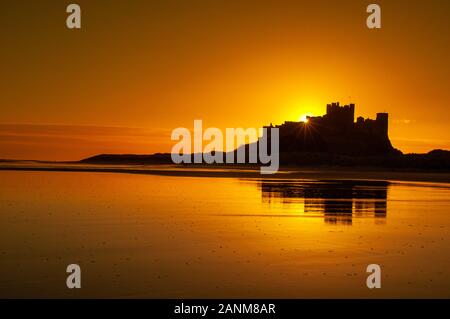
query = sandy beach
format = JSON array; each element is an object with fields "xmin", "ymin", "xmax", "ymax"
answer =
[
  {"xmin": 1, "ymin": 168, "xmax": 450, "ymax": 298},
  {"xmin": 1, "ymin": 161, "xmax": 450, "ymax": 184}
]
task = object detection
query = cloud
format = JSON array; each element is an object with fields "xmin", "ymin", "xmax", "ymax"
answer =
[
  {"xmin": 0, "ymin": 124, "xmax": 173, "ymax": 161},
  {"xmin": 392, "ymin": 119, "xmax": 416, "ymax": 125}
]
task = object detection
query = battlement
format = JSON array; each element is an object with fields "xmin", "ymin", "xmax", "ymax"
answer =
[
  {"xmin": 323, "ymin": 102, "xmax": 355, "ymax": 129},
  {"xmin": 326, "ymin": 102, "xmax": 355, "ymax": 118},
  {"xmin": 263, "ymin": 102, "xmax": 395, "ymax": 156}
]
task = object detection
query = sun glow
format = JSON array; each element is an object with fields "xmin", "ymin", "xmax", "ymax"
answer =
[{"xmin": 299, "ymin": 113, "xmax": 314, "ymax": 123}]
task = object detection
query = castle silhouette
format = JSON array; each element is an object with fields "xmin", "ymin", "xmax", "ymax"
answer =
[
  {"xmin": 264, "ymin": 102, "xmax": 400, "ymax": 156},
  {"xmin": 82, "ymin": 101, "xmax": 449, "ymax": 169}
]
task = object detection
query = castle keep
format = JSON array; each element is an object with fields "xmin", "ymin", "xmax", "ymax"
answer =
[{"xmin": 264, "ymin": 102, "xmax": 398, "ymax": 156}]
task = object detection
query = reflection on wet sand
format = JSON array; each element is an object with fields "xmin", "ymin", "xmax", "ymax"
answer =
[
  {"xmin": 259, "ymin": 180, "xmax": 389, "ymax": 225},
  {"xmin": 1, "ymin": 171, "xmax": 450, "ymax": 298}
]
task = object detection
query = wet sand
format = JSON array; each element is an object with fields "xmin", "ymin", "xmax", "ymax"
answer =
[
  {"xmin": 0, "ymin": 161, "xmax": 449, "ymax": 184},
  {"xmin": 1, "ymin": 169, "xmax": 450, "ymax": 298}
]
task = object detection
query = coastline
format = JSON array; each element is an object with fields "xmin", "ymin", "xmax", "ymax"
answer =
[{"xmin": 1, "ymin": 162, "xmax": 450, "ymax": 184}]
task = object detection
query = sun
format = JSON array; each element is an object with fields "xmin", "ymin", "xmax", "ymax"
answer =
[{"xmin": 299, "ymin": 113, "xmax": 314, "ymax": 123}]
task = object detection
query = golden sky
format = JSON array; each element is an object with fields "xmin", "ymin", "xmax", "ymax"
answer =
[{"xmin": 1, "ymin": 0, "xmax": 449, "ymax": 160}]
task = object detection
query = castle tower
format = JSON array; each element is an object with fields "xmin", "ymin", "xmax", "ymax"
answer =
[
  {"xmin": 348, "ymin": 103, "xmax": 355, "ymax": 122},
  {"xmin": 325, "ymin": 102, "xmax": 354, "ymax": 129},
  {"xmin": 376, "ymin": 113, "xmax": 388, "ymax": 136}
]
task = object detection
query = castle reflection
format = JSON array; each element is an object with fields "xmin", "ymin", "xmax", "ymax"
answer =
[{"xmin": 259, "ymin": 180, "xmax": 389, "ymax": 225}]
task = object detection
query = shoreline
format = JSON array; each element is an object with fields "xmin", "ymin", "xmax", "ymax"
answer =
[{"xmin": 1, "ymin": 162, "xmax": 450, "ymax": 184}]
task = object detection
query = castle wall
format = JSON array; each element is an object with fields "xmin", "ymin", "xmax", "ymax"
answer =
[{"xmin": 261, "ymin": 102, "xmax": 396, "ymax": 156}]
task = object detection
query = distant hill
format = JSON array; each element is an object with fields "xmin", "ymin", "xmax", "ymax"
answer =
[
  {"xmin": 80, "ymin": 153, "xmax": 172, "ymax": 164},
  {"xmin": 80, "ymin": 149, "xmax": 450, "ymax": 171}
]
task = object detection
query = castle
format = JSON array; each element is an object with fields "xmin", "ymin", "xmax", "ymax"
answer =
[{"xmin": 264, "ymin": 102, "xmax": 399, "ymax": 156}]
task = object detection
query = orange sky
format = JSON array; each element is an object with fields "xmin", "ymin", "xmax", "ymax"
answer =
[{"xmin": 1, "ymin": 0, "xmax": 449, "ymax": 160}]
